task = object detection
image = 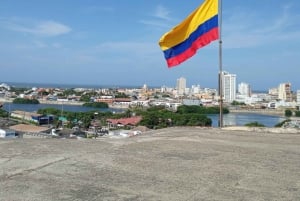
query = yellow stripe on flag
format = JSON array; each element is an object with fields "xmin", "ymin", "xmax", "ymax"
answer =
[{"xmin": 159, "ymin": 0, "xmax": 218, "ymax": 51}]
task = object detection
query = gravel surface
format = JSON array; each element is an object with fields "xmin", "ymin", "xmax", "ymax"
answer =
[{"xmin": 0, "ymin": 127, "xmax": 299, "ymax": 201}]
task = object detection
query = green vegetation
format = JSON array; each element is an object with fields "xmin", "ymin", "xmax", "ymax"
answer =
[
  {"xmin": 13, "ymin": 98, "xmax": 40, "ymax": 104},
  {"xmin": 114, "ymin": 92, "xmax": 130, "ymax": 98},
  {"xmin": 244, "ymin": 121, "xmax": 265, "ymax": 127},
  {"xmin": 231, "ymin": 100, "xmax": 246, "ymax": 106},
  {"xmin": 274, "ymin": 119, "xmax": 291, "ymax": 127},
  {"xmin": 83, "ymin": 102, "xmax": 109, "ymax": 108},
  {"xmin": 78, "ymin": 91, "xmax": 98, "ymax": 102},
  {"xmin": 137, "ymin": 105, "xmax": 213, "ymax": 129},
  {"xmin": 285, "ymin": 109, "xmax": 293, "ymax": 117},
  {"xmin": 176, "ymin": 105, "xmax": 229, "ymax": 114},
  {"xmin": 295, "ymin": 111, "xmax": 300, "ymax": 117},
  {"xmin": 61, "ymin": 89, "xmax": 79, "ymax": 96},
  {"xmin": 80, "ymin": 95, "xmax": 91, "ymax": 102},
  {"xmin": 162, "ymin": 94, "xmax": 171, "ymax": 98},
  {"xmin": 37, "ymin": 108, "xmax": 113, "ymax": 129},
  {"xmin": 9, "ymin": 87, "xmax": 30, "ymax": 95},
  {"xmin": 0, "ymin": 109, "xmax": 8, "ymax": 118},
  {"xmin": 37, "ymin": 105, "xmax": 217, "ymax": 130}
]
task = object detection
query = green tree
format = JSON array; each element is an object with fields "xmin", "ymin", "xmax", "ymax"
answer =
[
  {"xmin": 274, "ymin": 119, "xmax": 291, "ymax": 127},
  {"xmin": 294, "ymin": 111, "xmax": 300, "ymax": 117},
  {"xmin": 80, "ymin": 95, "xmax": 92, "ymax": 102},
  {"xmin": 83, "ymin": 102, "xmax": 109, "ymax": 108},
  {"xmin": 0, "ymin": 109, "xmax": 8, "ymax": 118},
  {"xmin": 13, "ymin": 98, "xmax": 40, "ymax": 104},
  {"xmin": 114, "ymin": 92, "xmax": 130, "ymax": 98},
  {"xmin": 231, "ymin": 100, "xmax": 246, "ymax": 106},
  {"xmin": 244, "ymin": 121, "xmax": 265, "ymax": 127},
  {"xmin": 176, "ymin": 105, "xmax": 229, "ymax": 114},
  {"xmin": 139, "ymin": 106, "xmax": 212, "ymax": 129},
  {"xmin": 62, "ymin": 89, "xmax": 76, "ymax": 96},
  {"xmin": 285, "ymin": 109, "xmax": 293, "ymax": 117},
  {"xmin": 9, "ymin": 87, "xmax": 29, "ymax": 95}
]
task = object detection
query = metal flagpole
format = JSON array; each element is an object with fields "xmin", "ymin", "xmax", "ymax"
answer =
[{"xmin": 218, "ymin": 0, "xmax": 223, "ymax": 127}]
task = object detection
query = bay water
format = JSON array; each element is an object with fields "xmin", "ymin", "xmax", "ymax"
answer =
[{"xmin": 2, "ymin": 103, "xmax": 286, "ymax": 128}]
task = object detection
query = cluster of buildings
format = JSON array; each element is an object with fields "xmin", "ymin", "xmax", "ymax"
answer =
[
  {"xmin": 1, "ymin": 77, "xmax": 300, "ymax": 138},
  {"xmin": 1, "ymin": 74, "xmax": 300, "ymax": 111},
  {"xmin": 172, "ymin": 72, "xmax": 300, "ymax": 110},
  {"xmin": 221, "ymin": 72, "xmax": 299, "ymax": 109}
]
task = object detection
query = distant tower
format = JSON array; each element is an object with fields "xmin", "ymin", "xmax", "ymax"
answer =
[
  {"xmin": 177, "ymin": 77, "xmax": 186, "ymax": 96},
  {"xmin": 142, "ymin": 84, "xmax": 148, "ymax": 92},
  {"xmin": 278, "ymin": 83, "xmax": 292, "ymax": 102},
  {"xmin": 222, "ymin": 71, "xmax": 236, "ymax": 102},
  {"xmin": 238, "ymin": 82, "xmax": 251, "ymax": 97},
  {"xmin": 191, "ymin": 85, "xmax": 201, "ymax": 94}
]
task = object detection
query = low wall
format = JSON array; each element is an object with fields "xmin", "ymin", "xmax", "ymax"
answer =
[{"xmin": 230, "ymin": 108, "xmax": 284, "ymax": 116}]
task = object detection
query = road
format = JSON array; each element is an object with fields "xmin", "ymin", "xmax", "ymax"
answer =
[{"xmin": 0, "ymin": 127, "xmax": 299, "ymax": 201}]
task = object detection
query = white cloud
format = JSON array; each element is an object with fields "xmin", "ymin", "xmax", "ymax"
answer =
[
  {"xmin": 52, "ymin": 43, "xmax": 62, "ymax": 48},
  {"xmin": 223, "ymin": 3, "xmax": 300, "ymax": 49},
  {"xmin": 139, "ymin": 5, "xmax": 176, "ymax": 28},
  {"xmin": 0, "ymin": 18, "xmax": 71, "ymax": 37},
  {"xmin": 32, "ymin": 40, "xmax": 47, "ymax": 48},
  {"xmin": 153, "ymin": 5, "xmax": 171, "ymax": 21},
  {"xmin": 138, "ymin": 19, "xmax": 170, "ymax": 28},
  {"xmin": 96, "ymin": 41, "xmax": 157, "ymax": 55},
  {"xmin": 83, "ymin": 5, "xmax": 114, "ymax": 13},
  {"xmin": 69, "ymin": 41, "xmax": 160, "ymax": 66}
]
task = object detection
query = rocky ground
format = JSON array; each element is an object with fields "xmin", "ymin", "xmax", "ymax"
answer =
[{"xmin": 0, "ymin": 127, "xmax": 299, "ymax": 201}]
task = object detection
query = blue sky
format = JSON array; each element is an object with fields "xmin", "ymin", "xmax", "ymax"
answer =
[{"xmin": 0, "ymin": 0, "xmax": 300, "ymax": 91}]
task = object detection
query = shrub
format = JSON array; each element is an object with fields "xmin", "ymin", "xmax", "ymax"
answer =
[
  {"xmin": 274, "ymin": 119, "xmax": 291, "ymax": 127},
  {"xmin": 285, "ymin": 109, "xmax": 293, "ymax": 117},
  {"xmin": 244, "ymin": 121, "xmax": 265, "ymax": 127},
  {"xmin": 13, "ymin": 98, "xmax": 39, "ymax": 104}
]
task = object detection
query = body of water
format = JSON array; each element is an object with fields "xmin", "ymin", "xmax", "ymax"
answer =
[
  {"xmin": 2, "ymin": 103, "xmax": 286, "ymax": 128},
  {"xmin": 208, "ymin": 113, "xmax": 286, "ymax": 127}
]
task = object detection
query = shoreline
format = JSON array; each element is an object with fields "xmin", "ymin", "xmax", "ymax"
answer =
[
  {"xmin": 0, "ymin": 98, "xmax": 129, "ymax": 109},
  {"xmin": 229, "ymin": 108, "xmax": 285, "ymax": 117},
  {"xmin": 1, "ymin": 98, "xmax": 296, "ymax": 117}
]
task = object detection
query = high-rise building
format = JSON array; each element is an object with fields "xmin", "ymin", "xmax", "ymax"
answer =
[
  {"xmin": 278, "ymin": 83, "xmax": 292, "ymax": 102},
  {"xmin": 176, "ymin": 77, "xmax": 186, "ymax": 96},
  {"xmin": 297, "ymin": 90, "xmax": 300, "ymax": 104},
  {"xmin": 222, "ymin": 71, "xmax": 236, "ymax": 102},
  {"xmin": 191, "ymin": 85, "xmax": 201, "ymax": 94},
  {"xmin": 238, "ymin": 82, "xmax": 251, "ymax": 97}
]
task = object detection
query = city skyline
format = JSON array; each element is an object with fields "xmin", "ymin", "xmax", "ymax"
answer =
[
  {"xmin": 1, "ymin": 78, "xmax": 296, "ymax": 95},
  {"xmin": 0, "ymin": 0, "xmax": 300, "ymax": 90}
]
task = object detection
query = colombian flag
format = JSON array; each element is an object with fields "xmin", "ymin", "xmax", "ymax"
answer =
[{"xmin": 159, "ymin": 0, "xmax": 218, "ymax": 68}]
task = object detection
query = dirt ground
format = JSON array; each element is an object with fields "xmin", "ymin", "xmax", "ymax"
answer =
[{"xmin": 0, "ymin": 127, "xmax": 299, "ymax": 201}]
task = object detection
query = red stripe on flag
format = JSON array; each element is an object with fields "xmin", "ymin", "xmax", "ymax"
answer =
[{"xmin": 166, "ymin": 27, "xmax": 219, "ymax": 68}]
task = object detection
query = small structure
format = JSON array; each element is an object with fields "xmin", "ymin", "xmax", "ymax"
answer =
[
  {"xmin": 106, "ymin": 116, "xmax": 142, "ymax": 129},
  {"xmin": 0, "ymin": 129, "xmax": 16, "ymax": 138},
  {"xmin": 10, "ymin": 110, "xmax": 53, "ymax": 125},
  {"xmin": 9, "ymin": 124, "xmax": 51, "ymax": 138},
  {"xmin": 51, "ymin": 128, "xmax": 86, "ymax": 138}
]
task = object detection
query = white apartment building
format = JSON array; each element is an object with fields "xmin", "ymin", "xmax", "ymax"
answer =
[
  {"xmin": 278, "ymin": 83, "xmax": 292, "ymax": 102},
  {"xmin": 268, "ymin": 87, "xmax": 278, "ymax": 96},
  {"xmin": 222, "ymin": 71, "xmax": 236, "ymax": 103},
  {"xmin": 297, "ymin": 90, "xmax": 300, "ymax": 104},
  {"xmin": 177, "ymin": 77, "xmax": 186, "ymax": 96},
  {"xmin": 191, "ymin": 85, "xmax": 201, "ymax": 94},
  {"xmin": 238, "ymin": 82, "xmax": 251, "ymax": 97}
]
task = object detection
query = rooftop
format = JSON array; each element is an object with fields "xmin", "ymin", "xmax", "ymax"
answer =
[{"xmin": 0, "ymin": 127, "xmax": 299, "ymax": 200}]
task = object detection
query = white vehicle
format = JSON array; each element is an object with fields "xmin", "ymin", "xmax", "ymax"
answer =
[{"xmin": 0, "ymin": 129, "xmax": 17, "ymax": 138}]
